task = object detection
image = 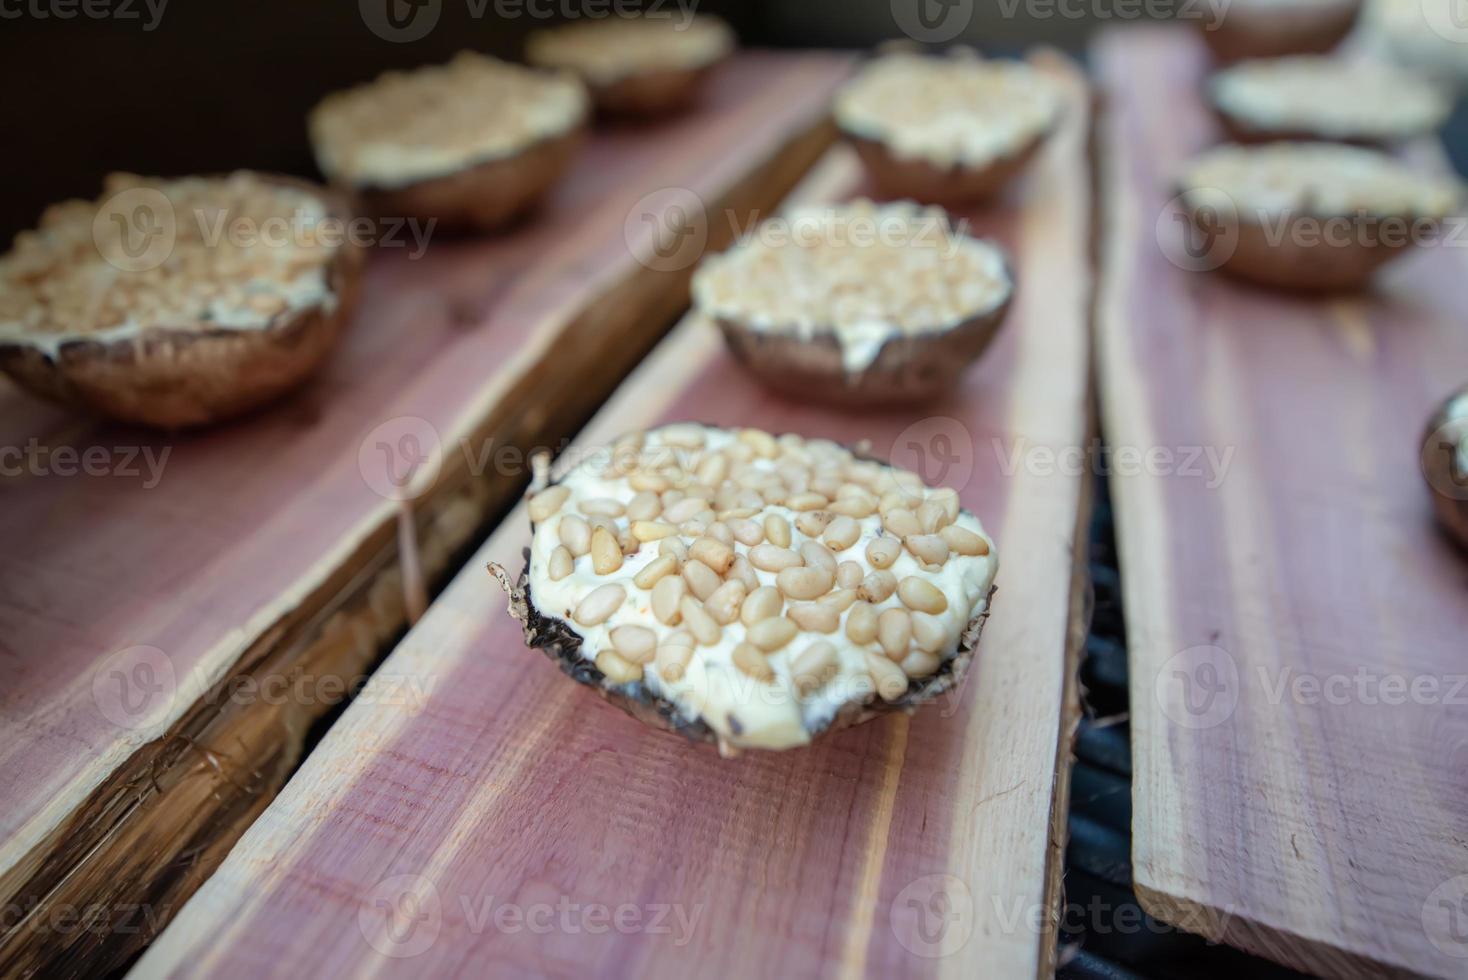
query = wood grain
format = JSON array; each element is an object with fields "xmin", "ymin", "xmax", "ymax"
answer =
[
  {"xmin": 0, "ymin": 52, "xmax": 848, "ymax": 978},
  {"xmin": 132, "ymin": 54, "xmax": 1094, "ymax": 980},
  {"xmin": 1096, "ymin": 27, "xmax": 1468, "ymax": 978}
]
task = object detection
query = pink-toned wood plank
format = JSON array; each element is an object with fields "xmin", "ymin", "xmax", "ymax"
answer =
[
  {"xmin": 134, "ymin": 54, "xmax": 1093, "ymax": 980},
  {"xmin": 1096, "ymin": 26, "xmax": 1468, "ymax": 978},
  {"xmin": 0, "ymin": 52, "xmax": 848, "ymax": 976}
]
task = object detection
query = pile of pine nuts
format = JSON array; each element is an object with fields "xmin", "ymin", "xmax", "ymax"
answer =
[{"xmin": 528, "ymin": 424, "xmax": 994, "ymax": 705}]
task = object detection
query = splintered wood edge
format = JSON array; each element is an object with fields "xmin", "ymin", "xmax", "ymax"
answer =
[{"xmin": 0, "ymin": 104, "xmax": 841, "ymax": 978}]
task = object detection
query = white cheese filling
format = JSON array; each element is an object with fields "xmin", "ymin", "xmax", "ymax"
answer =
[
  {"xmin": 526, "ymin": 425, "xmax": 999, "ymax": 750},
  {"xmin": 525, "ymin": 15, "xmax": 735, "ymax": 84},
  {"xmin": 690, "ymin": 200, "xmax": 1011, "ymax": 375},
  {"xmin": 1210, "ymin": 56, "xmax": 1450, "ymax": 141},
  {"xmin": 834, "ymin": 53, "xmax": 1061, "ymax": 169}
]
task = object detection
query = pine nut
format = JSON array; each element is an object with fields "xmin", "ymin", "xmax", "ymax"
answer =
[
  {"xmin": 898, "ymin": 577, "xmax": 948, "ymax": 614},
  {"xmin": 704, "ymin": 580, "xmax": 747, "ymax": 625},
  {"xmin": 930, "ymin": 488, "xmax": 961, "ymax": 524},
  {"xmin": 867, "ymin": 651, "xmax": 910, "ymax": 700},
  {"xmin": 680, "ymin": 596, "xmax": 722, "ymax": 645},
  {"xmin": 792, "ymin": 642, "xmax": 839, "ymax": 695},
  {"xmin": 657, "ymin": 636, "xmax": 694, "ymax": 682},
  {"xmin": 904, "ymin": 534, "xmax": 950, "ymax": 567},
  {"xmin": 859, "ymin": 570, "xmax": 898, "ymax": 604},
  {"xmin": 778, "ymin": 565, "xmax": 835, "ymax": 601},
  {"xmin": 749, "ymin": 544, "xmax": 802, "ymax": 572},
  {"xmin": 878, "ymin": 608, "xmax": 913, "ymax": 660},
  {"xmin": 660, "ymin": 424, "xmax": 706, "ymax": 449},
  {"xmin": 596, "ymin": 649, "xmax": 643, "ymax": 685},
  {"xmin": 728, "ymin": 518, "xmax": 764, "ymax": 547},
  {"xmin": 911, "ymin": 611, "xmax": 948, "ymax": 653},
  {"xmin": 820, "ymin": 588, "xmax": 858, "ymax": 613},
  {"xmin": 788, "ymin": 602, "xmax": 839, "ymax": 633},
  {"xmin": 696, "ymin": 453, "xmax": 729, "ymax": 487},
  {"xmin": 548, "ymin": 546, "xmax": 574, "ymax": 581},
  {"xmin": 940, "ymin": 524, "xmax": 989, "ymax": 556},
  {"xmin": 884, "ymin": 508, "xmax": 921, "ymax": 538},
  {"xmin": 823, "ymin": 516, "xmax": 860, "ymax": 551},
  {"xmin": 611, "ymin": 625, "xmax": 657, "ymax": 664},
  {"xmin": 581, "ymin": 497, "xmax": 626, "ymax": 518},
  {"xmin": 739, "ymin": 428, "xmax": 779, "ymax": 458},
  {"xmin": 764, "ymin": 514, "xmax": 792, "ymax": 548},
  {"xmin": 528, "ymin": 485, "xmax": 569, "ymax": 523},
  {"xmin": 560, "ymin": 514, "xmax": 591, "ymax": 557},
  {"xmin": 836, "ymin": 561, "xmax": 864, "ymax": 590},
  {"xmin": 706, "ymin": 521, "xmax": 733, "ymax": 545},
  {"xmin": 787, "ymin": 491, "xmax": 829, "ymax": 512},
  {"xmin": 740, "ymin": 586, "xmax": 784, "ymax": 626},
  {"xmin": 652, "ymin": 576, "xmax": 685, "ymax": 624},
  {"xmin": 591, "ymin": 526, "xmax": 623, "ymax": 575},
  {"xmin": 682, "ymin": 559, "xmax": 721, "ymax": 601},
  {"xmin": 728, "ymin": 555, "xmax": 760, "ymax": 593},
  {"xmin": 632, "ymin": 520, "xmax": 678, "ymax": 542},
  {"xmin": 574, "ymin": 584, "xmax": 625, "ymax": 626},
  {"xmin": 633, "ymin": 554, "xmax": 678, "ymax": 590},
  {"xmin": 665, "ymin": 497, "xmax": 710, "ymax": 524},
  {"xmin": 800, "ymin": 542, "xmax": 837, "ymax": 574},
  {"xmin": 795, "ymin": 511, "xmax": 833, "ymax": 537},
  {"xmin": 658, "ymin": 537, "xmax": 689, "ymax": 561},
  {"xmin": 629, "ymin": 471, "xmax": 670, "ymax": 493},
  {"xmin": 626, "ymin": 491, "xmax": 662, "ymax": 522},
  {"xmin": 917, "ymin": 500, "xmax": 952, "ymax": 533},
  {"xmin": 748, "ymin": 616, "xmax": 798, "ymax": 651},
  {"xmin": 733, "ymin": 642, "xmax": 775, "ymax": 682},
  {"xmin": 901, "ymin": 649, "xmax": 941, "ymax": 679},
  {"xmin": 689, "ymin": 536, "xmax": 734, "ymax": 574},
  {"xmin": 846, "ymin": 602, "xmax": 879, "ymax": 644},
  {"xmin": 827, "ymin": 496, "xmax": 876, "ymax": 519},
  {"xmin": 866, "ymin": 536, "xmax": 901, "ymax": 569}
]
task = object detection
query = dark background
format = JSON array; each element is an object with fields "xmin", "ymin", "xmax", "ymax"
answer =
[{"xmin": 0, "ymin": 0, "xmax": 1118, "ymax": 243}]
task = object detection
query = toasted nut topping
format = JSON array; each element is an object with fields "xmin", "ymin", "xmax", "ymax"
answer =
[
  {"xmin": 859, "ymin": 570, "xmax": 898, "ymax": 604},
  {"xmin": 827, "ymin": 496, "xmax": 877, "ymax": 519},
  {"xmin": 747, "ymin": 616, "xmax": 798, "ymax": 652},
  {"xmin": 846, "ymin": 602, "xmax": 879, "ymax": 644},
  {"xmin": 658, "ymin": 537, "xmax": 689, "ymax": 561},
  {"xmin": 728, "ymin": 517, "xmax": 764, "ymax": 547},
  {"xmin": 866, "ymin": 651, "xmax": 909, "ymax": 701},
  {"xmin": 884, "ymin": 508, "xmax": 922, "ymax": 538},
  {"xmin": 633, "ymin": 554, "xmax": 679, "ymax": 590},
  {"xmin": 665, "ymin": 497, "xmax": 711, "ymax": 524},
  {"xmin": 823, "ymin": 516, "xmax": 860, "ymax": 551},
  {"xmin": 528, "ymin": 485, "xmax": 570, "ymax": 523},
  {"xmin": 739, "ymin": 428, "xmax": 779, "ymax": 458},
  {"xmin": 792, "ymin": 642, "xmax": 840, "ymax": 695},
  {"xmin": 898, "ymin": 577, "xmax": 948, "ymax": 614},
  {"xmin": 764, "ymin": 514, "xmax": 792, "ymax": 548},
  {"xmin": 917, "ymin": 501, "xmax": 951, "ymax": 533},
  {"xmin": 866, "ymin": 536, "xmax": 901, "ymax": 569},
  {"xmin": 591, "ymin": 526, "xmax": 623, "ymax": 575},
  {"xmin": 680, "ymin": 596, "xmax": 722, "ymax": 646},
  {"xmin": 660, "ymin": 424, "xmax": 707, "ymax": 449},
  {"xmin": 787, "ymin": 491, "xmax": 829, "ymax": 512},
  {"xmin": 740, "ymin": 586, "xmax": 784, "ymax": 626},
  {"xmin": 728, "ymin": 555, "xmax": 760, "ymax": 593},
  {"xmin": 689, "ymin": 536, "xmax": 734, "ymax": 574},
  {"xmin": 836, "ymin": 560, "xmax": 865, "ymax": 590},
  {"xmin": 682, "ymin": 559, "xmax": 722, "ymax": 601},
  {"xmin": 878, "ymin": 607, "xmax": 913, "ymax": 659},
  {"xmin": 611, "ymin": 625, "xmax": 657, "ymax": 664},
  {"xmin": 581, "ymin": 497, "xmax": 626, "ymax": 518},
  {"xmin": 778, "ymin": 565, "xmax": 835, "ymax": 601},
  {"xmin": 548, "ymin": 546, "xmax": 574, "ymax": 581},
  {"xmin": 631, "ymin": 520, "xmax": 678, "ymax": 542},
  {"xmin": 574, "ymin": 584, "xmax": 625, "ymax": 626},
  {"xmin": 560, "ymin": 514, "xmax": 592, "ymax": 557},
  {"xmin": 651, "ymin": 575, "xmax": 685, "ymax": 625},
  {"xmin": 911, "ymin": 611, "xmax": 947, "ymax": 653},
  {"xmin": 820, "ymin": 588, "xmax": 858, "ymax": 613},
  {"xmin": 905, "ymin": 533, "xmax": 950, "ymax": 567},
  {"xmin": 625, "ymin": 490, "xmax": 662, "ymax": 522},
  {"xmin": 749, "ymin": 544, "xmax": 802, "ymax": 572},
  {"xmin": 629, "ymin": 471, "xmax": 671, "ymax": 493},
  {"xmin": 940, "ymin": 524, "xmax": 989, "ymax": 556},
  {"xmin": 795, "ymin": 511, "xmax": 832, "ymax": 537},
  {"xmin": 800, "ymin": 541, "xmax": 838, "ymax": 574},
  {"xmin": 901, "ymin": 649, "xmax": 941, "ymax": 679},
  {"xmin": 596, "ymin": 649, "xmax": 643, "ymax": 685},
  {"xmin": 788, "ymin": 601, "xmax": 839, "ymax": 633},
  {"xmin": 733, "ymin": 642, "xmax": 776, "ymax": 682},
  {"xmin": 657, "ymin": 636, "xmax": 695, "ymax": 682},
  {"xmin": 704, "ymin": 580, "xmax": 747, "ymax": 625}
]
